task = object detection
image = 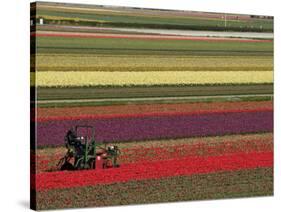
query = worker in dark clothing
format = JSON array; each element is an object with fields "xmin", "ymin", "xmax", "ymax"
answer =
[
  {"xmin": 65, "ymin": 128, "xmax": 80, "ymax": 145},
  {"xmin": 65, "ymin": 128, "xmax": 84, "ymax": 155}
]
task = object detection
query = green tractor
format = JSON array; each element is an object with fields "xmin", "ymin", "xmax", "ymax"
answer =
[{"xmin": 57, "ymin": 125, "xmax": 120, "ymax": 171}]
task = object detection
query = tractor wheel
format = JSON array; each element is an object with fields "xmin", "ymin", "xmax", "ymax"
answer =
[
  {"xmin": 60, "ymin": 161, "xmax": 75, "ymax": 171},
  {"xmin": 104, "ymin": 160, "xmax": 112, "ymax": 169}
]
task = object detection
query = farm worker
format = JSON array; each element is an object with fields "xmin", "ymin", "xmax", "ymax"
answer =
[
  {"xmin": 65, "ymin": 128, "xmax": 80, "ymax": 145},
  {"xmin": 65, "ymin": 128, "xmax": 84, "ymax": 155}
]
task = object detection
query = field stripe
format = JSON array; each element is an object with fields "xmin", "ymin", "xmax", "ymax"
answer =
[
  {"xmin": 36, "ymin": 108, "xmax": 272, "ymax": 122},
  {"xmin": 36, "ymin": 94, "xmax": 273, "ymax": 104},
  {"xmin": 34, "ymin": 151, "xmax": 273, "ymax": 191},
  {"xmin": 31, "ymin": 31, "xmax": 273, "ymax": 43},
  {"xmin": 37, "ymin": 100, "xmax": 273, "ymax": 119},
  {"xmin": 32, "ymin": 71, "xmax": 273, "ymax": 87},
  {"xmin": 36, "ymin": 109, "xmax": 273, "ymax": 146},
  {"xmin": 35, "ymin": 133, "xmax": 273, "ymax": 173},
  {"xmin": 36, "ymin": 168, "xmax": 273, "ymax": 209}
]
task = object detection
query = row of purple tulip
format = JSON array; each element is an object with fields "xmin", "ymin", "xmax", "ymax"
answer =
[{"xmin": 36, "ymin": 110, "xmax": 273, "ymax": 147}]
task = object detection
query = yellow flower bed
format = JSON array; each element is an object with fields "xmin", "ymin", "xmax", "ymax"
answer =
[
  {"xmin": 32, "ymin": 71, "xmax": 273, "ymax": 87},
  {"xmin": 35, "ymin": 54, "xmax": 273, "ymax": 72}
]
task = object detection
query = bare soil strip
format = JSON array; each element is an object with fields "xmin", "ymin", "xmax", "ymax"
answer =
[
  {"xmin": 32, "ymin": 31, "xmax": 273, "ymax": 43},
  {"xmin": 37, "ymin": 25, "xmax": 274, "ymax": 39},
  {"xmin": 36, "ymin": 94, "xmax": 273, "ymax": 104}
]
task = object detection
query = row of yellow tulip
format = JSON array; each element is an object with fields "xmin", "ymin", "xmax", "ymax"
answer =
[
  {"xmin": 32, "ymin": 71, "xmax": 273, "ymax": 87},
  {"xmin": 34, "ymin": 54, "xmax": 273, "ymax": 72}
]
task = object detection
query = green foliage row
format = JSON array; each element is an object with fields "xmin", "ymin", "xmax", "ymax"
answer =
[{"xmin": 35, "ymin": 36, "xmax": 273, "ymax": 56}]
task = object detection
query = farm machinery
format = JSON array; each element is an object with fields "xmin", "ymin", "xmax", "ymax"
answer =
[{"xmin": 57, "ymin": 126, "xmax": 120, "ymax": 171}]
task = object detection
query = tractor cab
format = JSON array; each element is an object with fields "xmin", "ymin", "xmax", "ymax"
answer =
[{"xmin": 57, "ymin": 125, "xmax": 120, "ymax": 171}]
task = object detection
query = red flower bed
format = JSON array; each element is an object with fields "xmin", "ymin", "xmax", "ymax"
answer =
[
  {"xmin": 36, "ymin": 108, "xmax": 272, "ymax": 122},
  {"xmin": 120, "ymin": 139, "xmax": 273, "ymax": 164},
  {"xmin": 35, "ymin": 151, "xmax": 273, "ymax": 191},
  {"xmin": 35, "ymin": 134, "xmax": 273, "ymax": 173},
  {"xmin": 37, "ymin": 101, "xmax": 273, "ymax": 120}
]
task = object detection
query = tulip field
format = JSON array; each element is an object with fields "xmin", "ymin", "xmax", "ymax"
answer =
[{"xmin": 31, "ymin": 2, "xmax": 274, "ymax": 210}]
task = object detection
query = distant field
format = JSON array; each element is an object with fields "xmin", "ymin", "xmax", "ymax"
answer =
[
  {"xmin": 35, "ymin": 25, "xmax": 274, "ymax": 39},
  {"xmin": 32, "ymin": 3, "xmax": 273, "ymax": 32},
  {"xmin": 32, "ymin": 27, "xmax": 273, "ymax": 104}
]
